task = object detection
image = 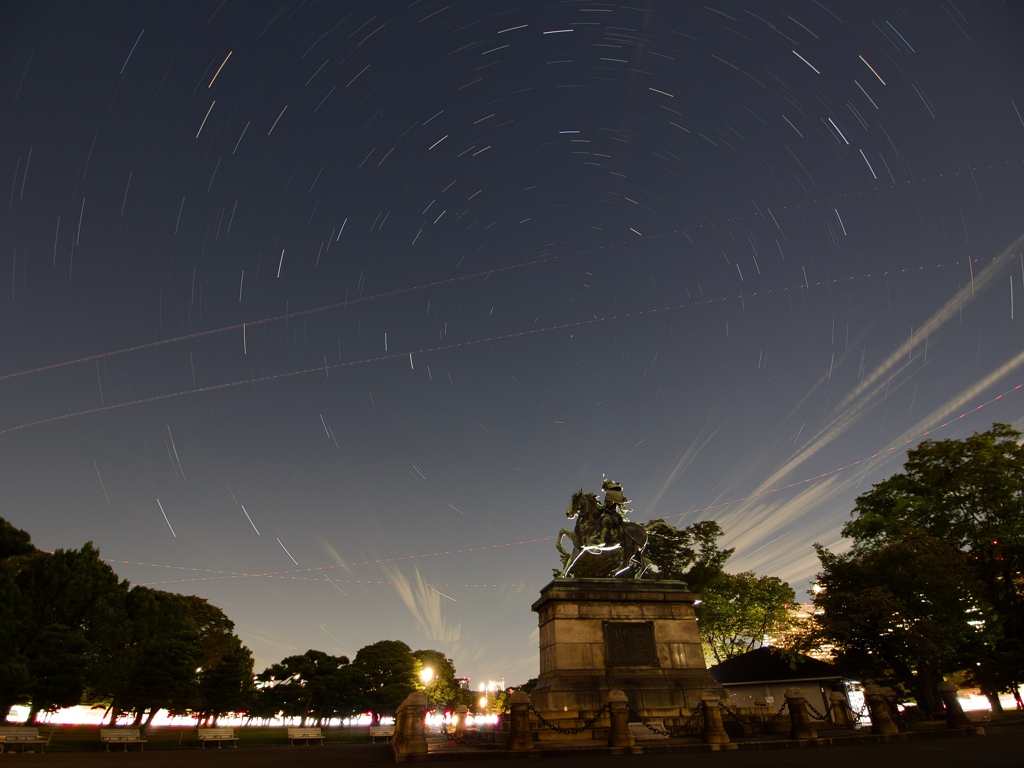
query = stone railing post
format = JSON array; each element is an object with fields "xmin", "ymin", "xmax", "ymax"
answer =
[
  {"xmin": 784, "ymin": 688, "xmax": 817, "ymax": 740},
  {"xmin": 881, "ymin": 687, "xmax": 907, "ymax": 732},
  {"xmin": 453, "ymin": 704, "xmax": 468, "ymax": 741},
  {"xmin": 828, "ymin": 691, "xmax": 853, "ymax": 727},
  {"xmin": 700, "ymin": 691, "xmax": 730, "ymax": 744},
  {"xmin": 937, "ymin": 682, "xmax": 972, "ymax": 729},
  {"xmin": 863, "ymin": 684, "xmax": 899, "ymax": 735},
  {"xmin": 605, "ymin": 690, "xmax": 634, "ymax": 747},
  {"xmin": 506, "ymin": 691, "xmax": 534, "ymax": 751},
  {"xmin": 392, "ymin": 691, "xmax": 428, "ymax": 762}
]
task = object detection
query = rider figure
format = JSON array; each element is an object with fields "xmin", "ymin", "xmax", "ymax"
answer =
[{"xmin": 600, "ymin": 479, "xmax": 629, "ymax": 542}]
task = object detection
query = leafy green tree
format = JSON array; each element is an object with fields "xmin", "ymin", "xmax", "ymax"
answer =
[
  {"xmin": 811, "ymin": 533, "xmax": 990, "ymax": 715},
  {"xmin": 109, "ymin": 587, "xmax": 201, "ymax": 728},
  {"xmin": 833, "ymin": 423, "xmax": 1024, "ymax": 710},
  {"xmin": 15, "ymin": 543, "xmax": 129, "ymax": 723},
  {"xmin": 413, "ymin": 649, "xmax": 471, "ymax": 711},
  {"xmin": 195, "ymin": 639, "xmax": 254, "ymax": 725},
  {"xmin": 0, "ymin": 520, "xmax": 34, "ymax": 722},
  {"xmin": 646, "ymin": 520, "xmax": 734, "ymax": 591},
  {"xmin": 353, "ymin": 640, "xmax": 417, "ymax": 723},
  {"xmin": 24, "ymin": 624, "xmax": 89, "ymax": 720},
  {"xmin": 181, "ymin": 596, "xmax": 239, "ymax": 671},
  {"xmin": 697, "ymin": 571, "xmax": 797, "ymax": 665},
  {"xmin": 256, "ymin": 650, "xmax": 368, "ymax": 725}
]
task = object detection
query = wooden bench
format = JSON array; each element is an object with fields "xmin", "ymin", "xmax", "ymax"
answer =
[
  {"xmin": 0, "ymin": 727, "xmax": 51, "ymax": 752},
  {"xmin": 198, "ymin": 727, "xmax": 238, "ymax": 748},
  {"xmin": 369, "ymin": 724, "xmax": 395, "ymax": 742},
  {"xmin": 287, "ymin": 726, "xmax": 324, "ymax": 745},
  {"xmin": 100, "ymin": 727, "xmax": 147, "ymax": 751}
]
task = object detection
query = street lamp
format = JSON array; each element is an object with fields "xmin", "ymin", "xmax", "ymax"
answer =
[{"xmin": 420, "ymin": 667, "xmax": 434, "ymax": 685}]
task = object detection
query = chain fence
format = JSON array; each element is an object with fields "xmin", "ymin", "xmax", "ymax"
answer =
[
  {"xmin": 527, "ymin": 703, "xmax": 611, "ymax": 735},
  {"xmin": 718, "ymin": 702, "xmax": 756, "ymax": 734},
  {"xmin": 804, "ymin": 700, "xmax": 831, "ymax": 722},
  {"xmin": 626, "ymin": 705, "xmax": 701, "ymax": 737}
]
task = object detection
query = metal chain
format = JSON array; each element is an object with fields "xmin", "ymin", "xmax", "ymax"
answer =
[
  {"xmin": 774, "ymin": 700, "xmax": 789, "ymax": 717},
  {"xmin": 804, "ymin": 701, "xmax": 831, "ymax": 722},
  {"xmin": 527, "ymin": 703, "xmax": 610, "ymax": 735},
  {"xmin": 718, "ymin": 702, "xmax": 755, "ymax": 731},
  {"xmin": 626, "ymin": 705, "xmax": 698, "ymax": 737}
]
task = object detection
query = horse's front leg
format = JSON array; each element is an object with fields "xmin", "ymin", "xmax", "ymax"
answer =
[
  {"xmin": 562, "ymin": 546, "xmax": 586, "ymax": 578},
  {"xmin": 555, "ymin": 529, "xmax": 573, "ymax": 559}
]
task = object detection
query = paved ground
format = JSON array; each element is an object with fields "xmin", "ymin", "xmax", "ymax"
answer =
[{"xmin": 9, "ymin": 725, "xmax": 1021, "ymax": 768}]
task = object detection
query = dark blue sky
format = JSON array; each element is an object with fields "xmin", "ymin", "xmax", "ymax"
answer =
[{"xmin": 2, "ymin": 1, "xmax": 1023, "ymax": 686}]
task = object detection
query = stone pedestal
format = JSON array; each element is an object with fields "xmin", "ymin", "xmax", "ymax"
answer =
[
  {"xmin": 531, "ymin": 579, "xmax": 721, "ymax": 723},
  {"xmin": 784, "ymin": 687, "xmax": 817, "ymax": 740},
  {"xmin": 864, "ymin": 684, "xmax": 899, "ymax": 735},
  {"xmin": 937, "ymin": 682, "xmax": 972, "ymax": 729},
  {"xmin": 700, "ymin": 691, "xmax": 730, "ymax": 744},
  {"xmin": 606, "ymin": 690, "xmax": 635, "ymax": 747},
  {"xmin": 392, "ymin": 691, "xmax": 428, "ymax": 762}
]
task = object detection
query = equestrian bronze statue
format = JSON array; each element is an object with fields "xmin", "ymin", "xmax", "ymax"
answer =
[{"xmin": 555, "ymin": 479, "xmax": 676, "ymax": 578}]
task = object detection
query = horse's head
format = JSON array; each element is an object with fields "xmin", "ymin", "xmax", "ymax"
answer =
[
  {"xmin": 568, "ymin": 489, "xmax": 602, "ymax": 520},
  {"xmin": 566, "ymin": 488, "xmax": 586, "ymax": 518}
]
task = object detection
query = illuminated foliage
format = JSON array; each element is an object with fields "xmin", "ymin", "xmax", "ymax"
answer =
[{"xmin": 697, "ymin": 571, "xmax": 797, "ymax": 665}]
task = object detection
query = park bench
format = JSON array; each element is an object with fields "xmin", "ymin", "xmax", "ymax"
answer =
[
  {"xmin": 0, "ymin": 727, "xmax": 51, "ymax": 752},
  {"xmin": 100, "ymin": 727, "xmax": 147, "ymax": 751},
  {"xmin": 198, "ymin": 727, "xmax": 238, "ymax": 748},
  {"xmin": 369, "ymin": 724, "xmax": 395, "ymax": 742},
  {"xmin": 287, "ymin": 726, "xmax": 324, "ymax": 745}
]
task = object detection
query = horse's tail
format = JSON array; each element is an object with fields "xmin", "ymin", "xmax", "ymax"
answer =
[{"xmin": 645, "ymin": 520, "xmax": 678, "ymax": 536}]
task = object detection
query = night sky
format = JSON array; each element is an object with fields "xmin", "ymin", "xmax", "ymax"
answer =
[{"xmin": 3, "ymin": 1, "xmax": 1023, "ymax": 687}]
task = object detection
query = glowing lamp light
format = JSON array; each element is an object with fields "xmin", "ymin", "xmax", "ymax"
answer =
[{"xmin": 420, "ymin": 667, "xmax": 434, "ymax": 684}]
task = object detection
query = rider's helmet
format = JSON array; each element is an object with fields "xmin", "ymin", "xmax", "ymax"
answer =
[{"xmin": 601, "ymin": 479, "xmax": 628, "ymax": 508}]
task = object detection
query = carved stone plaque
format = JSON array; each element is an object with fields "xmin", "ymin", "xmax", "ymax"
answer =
[{"xmin": 603, "ymin": 621, "xmax": 659, "ymax": 667}]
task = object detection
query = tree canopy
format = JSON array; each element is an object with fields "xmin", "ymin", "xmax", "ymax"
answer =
[
  {"xmin": 696, "ymin": 570, "xmax": 797, "ymax": 666},
  {"xmin": 810, "ymin": 424, "xmax": 1024, "ymax": 711},
  {"xmin": 353, "ymin": 640, "xmax": 417, "ymax": 722},
  {"xmin": 0, "ymin": 519, "xmax": 254, "ymax": 726}
]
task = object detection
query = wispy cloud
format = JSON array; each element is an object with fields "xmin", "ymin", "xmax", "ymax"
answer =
[
  {"xmin": 693, "ymin": 234, "xmax": 1024, "ymax": 587},
  {"xmin": 380, "ymin": 563, "xmax": 491, "ymax": 672}
]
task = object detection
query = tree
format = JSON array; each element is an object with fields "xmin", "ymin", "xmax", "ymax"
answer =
[
  {"xmin": 413, "ymin": 649, "xmax": 471, "ymax": 711},
  {"xmin": 833, "ymin": 423, "xmax": 1024, "ymax": 710},
  {"xmin": 810, "ymin": 534, "xmax": 988, "ymax": 715},
  {"xmin": 697, "ymin": 571, "xmax": 798, "ymax": 665},
  {"xmin": 353, "ymin": 640, "xmax": 417, "ymax": 723},
  {"xmin": 109, "ymin": 587, "xmax": 201, "ymax": 728},
  {"xmin": 645, "ymin": 520, "xmax": 734, "ymax": 591},
  {"xmin": 15, "ymin": 543, "xmax": 129, "ymax": 723},
  {"xmin": 195, "ymin": 638, "xmax": 254, "ymax": 725},
  {"xmin": 256, "ymin": 650, "xmax": 368, "ymax": 725},
  {"xmin": 0, "ymin": 520, "xmax": 34, "ymax": 722}
]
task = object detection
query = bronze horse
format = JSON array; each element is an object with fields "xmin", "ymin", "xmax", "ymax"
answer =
[{"xmin": 555, "ymin": 489, "xmax": 675, "ymax": 578}]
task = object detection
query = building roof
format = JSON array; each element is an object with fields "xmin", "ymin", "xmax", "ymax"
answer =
[{"xmin": 709, "ymin": 647, "xmax": 844, "ymax": 685}]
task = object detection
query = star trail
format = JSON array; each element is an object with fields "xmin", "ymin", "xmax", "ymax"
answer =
[{"xmin": 2, "ymin": 1, "xmax": 1023, "ymax": 685}]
